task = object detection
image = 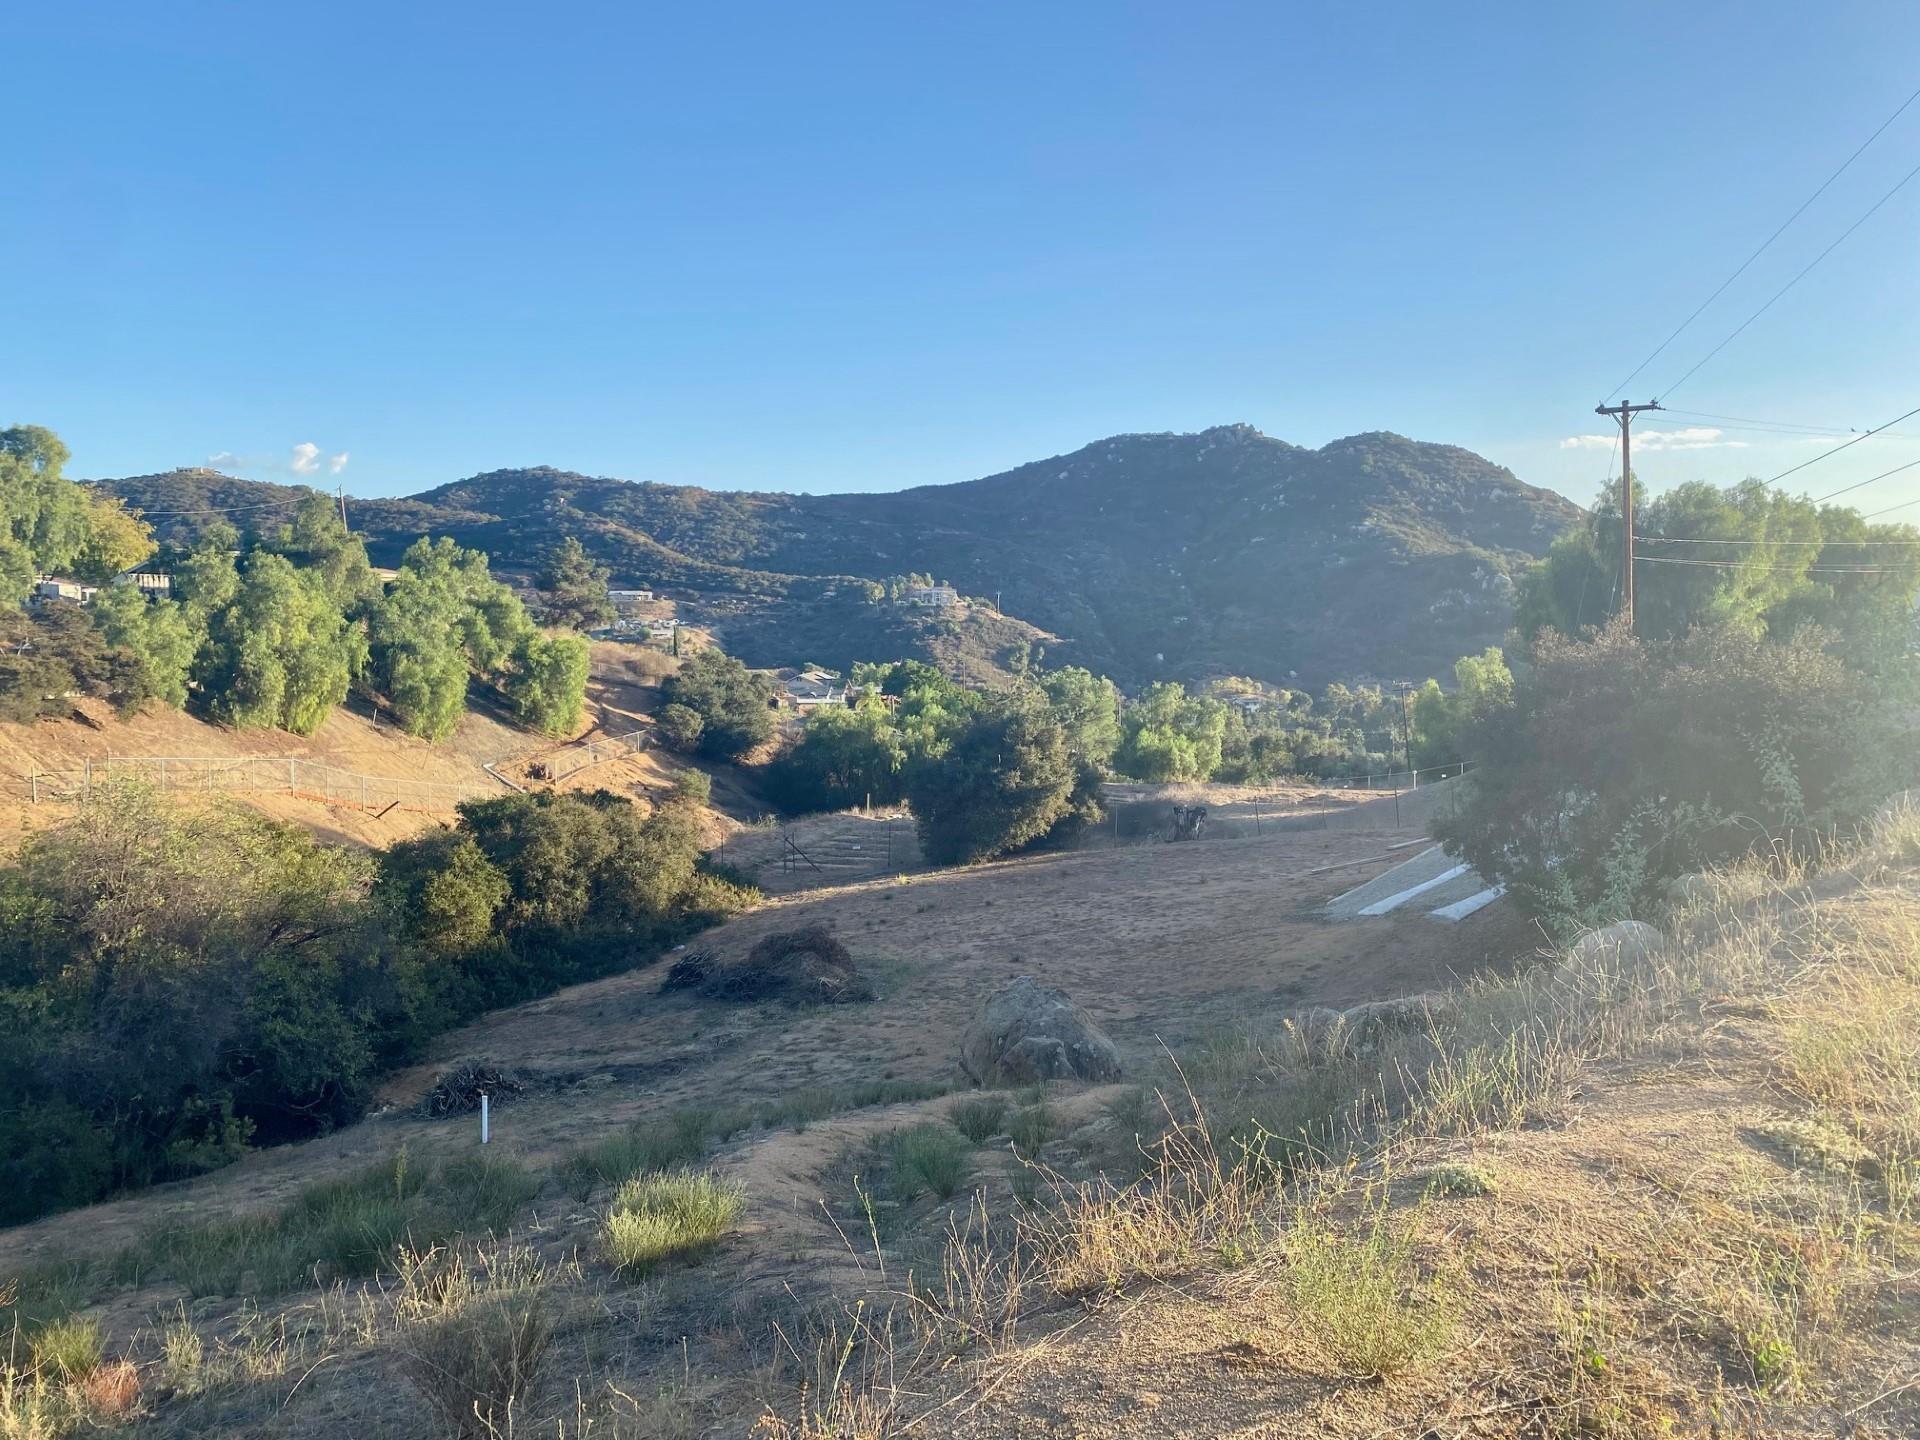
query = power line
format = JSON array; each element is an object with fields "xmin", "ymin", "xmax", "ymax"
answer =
[
  {"xmin": 1660, "ymin": 154, "xmax": 1920, "ymax": 401},
  {"xmin": 1606, "ymin": 81, "xmax": 1920, "ymax": 401},
  {"xmin": 1864, "ymin": 494, "xmax": 1920, "ymax": 519},
  {"xmin": 1653, "ymin": 406, "xmax": 1918, "ymax": 437},
  {"xmin": 1634, "ymin": 554, "xmax": 1907, "ymax": 573},
  {"xmin": 1755, "ymin": 400, "xmax": 1920, "ymax": 488},
  {"xmin": 129, "ymin": 497, "xmax": 304, "ymax": 517},
  {"xmin": 1808, "ymin": 456, "xmax": 1920, "ymax": 504},
  {"xmin": 1641, "ymin": 536, "xmax": 1920, "ymax": 547}
]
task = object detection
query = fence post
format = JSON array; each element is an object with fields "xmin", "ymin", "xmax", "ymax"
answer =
[
  {"xmin": 29, "ymin": 766, "xmax": 36, "ymax": 804},
  {"xmin": 84, "ymin": 756, "xmax": 91, "ymax": 798}
]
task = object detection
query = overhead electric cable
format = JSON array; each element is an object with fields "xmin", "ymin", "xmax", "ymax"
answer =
[
  {"xmin": 1863, "ymin": 495, "xmax": 1920, "ymax": 519},
  {"xmin": 1753, "ymin": 400, "xmax": 1920, "ymax": 487},
  {"xmin": 1640, "ymin": 536, "xmax": 1920, "ymax": 547},
  {"xmin": 1807, "ymin": 456, "xmax": 1920, "ymax": 504},
  {"xmin": 1653, "ymin": 406, "xmax": 1917, "ymax": 437},
  {"xmin": 1634, "ymin": 554, "xmax": 1903, "ymax": 573},
  {"xmin": 1660, "ymin": 155, "xmax": 1920, "ymax": 401},
  {"xmin": 1606, "ymin": 82, "xmax": 1920, "ymax": 400}
]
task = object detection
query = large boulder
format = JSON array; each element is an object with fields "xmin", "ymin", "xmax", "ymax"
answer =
[
  {"xmin": 959, "ymin": 977, "xmax": 1123, "ymax": 1086},
  {"xmin": 1286, "ymin": 993, "xmax": 1453, "ymax": 1057}
]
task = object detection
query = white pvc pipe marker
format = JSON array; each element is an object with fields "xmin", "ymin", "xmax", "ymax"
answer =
[{"xmin": 480, "ymin": 1092, "xmax": 490, "ymax": 1145}]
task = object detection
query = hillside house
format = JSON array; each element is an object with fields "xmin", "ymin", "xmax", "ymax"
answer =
[
  {"xmin": 112, "ymin": 567, "xmax": 173, "ymax": 599},
  {"xmin": 609, "ymin": 587, "xmax": 654, "ymax": 610},
  {"xmin": 902, "ymin": 583, "xmax": 959, "ymax": 609},
  {"xmin": 783, "ymin": 673, "xmax": 846, "ymax": 710},
  {"xmin": 30, "ymin": 576, "xmax": 100, "ymax": 605}
]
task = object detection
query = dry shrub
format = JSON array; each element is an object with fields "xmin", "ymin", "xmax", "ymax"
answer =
[
  {"xmin": 1025, "ymin": 1102, "xmax": 1267, "ymax": 1297},
  {"xmin": 666, "ymin": 925, "xmax": 874, "ymax": 1004},
  {"xmin": 78, "ymin": 1359, "xmax": 140, "ymax": 1419},
  {"xmin": 1281, "ymin": 1201, "xmax": 1456, "ymax": 1379},
  {"xmin": 401, "ymin": 1293, "xmax": 553, "ymax": 1438}
]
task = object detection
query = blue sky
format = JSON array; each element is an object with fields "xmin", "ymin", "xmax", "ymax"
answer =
[{"xmin": 7, "ymin": 2, "xmax": 1920, "ymax": 515}]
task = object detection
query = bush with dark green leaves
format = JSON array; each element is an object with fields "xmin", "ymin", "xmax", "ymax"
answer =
[
  {"xmin": 0, "ymin": 601, "xmax": 146, "ymax": 720},
  {"xmin": 907, "ymin": 701, "xmax": 1077, "ymax": 865},
  {"xmin": 0, "ymin": 784, "xmax": 754, "ymax": 1226},
  {"xmin": 1434, "ymin": 621, "xmax": 1915, "ymax": 936},
  {"xmin": 660, "ymin": 648, "xmax": 778, "ymax": 759}
]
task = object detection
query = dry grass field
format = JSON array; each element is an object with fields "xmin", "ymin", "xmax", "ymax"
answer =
[{"xmin": 6, "ymin": 791, "xmax": 1915, "ymax": 1438}]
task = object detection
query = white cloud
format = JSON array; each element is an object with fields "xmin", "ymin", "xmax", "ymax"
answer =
[
  {"xmin": 1559, "ymin": 426, "xmax": 1747, "ymax": 453},
  {"xmin": 206, "ymin": 442, "xmax": 352, "ymax": 477}
]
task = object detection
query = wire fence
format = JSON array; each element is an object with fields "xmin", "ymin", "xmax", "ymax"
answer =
[
  {"xmin": 520, "ymin": 728, "xmax": 651, "ymax": 784},
  {"xmin": 8, "ymin": 753, "xmax": 501, "ymax": 814}
]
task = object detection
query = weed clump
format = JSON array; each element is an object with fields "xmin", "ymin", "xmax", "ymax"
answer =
[
  {"xmin": 1007, "ymin": 1105, "xmax": 1055, "ymax": 1155},
  {"xmin": 948, "ymin": 1096, "xmax": 1010, "ymax": 1144},
  {"xmin": 1424, "ymin": 1161, "xmax": 1496, "ymax": 1198},
  {"xmin": 888, "ymin": 1125, "xmax": 974, "ymax": 1202},
  {"xmin": 604, "ymin": 1172, "xmax": 745, "ymax": 1274},
  {"xmin": 1285, "ymin": 1205, "xmax": 1456, "ymax": 1379}
]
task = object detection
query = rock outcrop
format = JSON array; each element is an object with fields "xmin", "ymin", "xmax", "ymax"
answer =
[{"xmin": 959, "ymin": 977, "xmax": 1123, "ymax": 1086}]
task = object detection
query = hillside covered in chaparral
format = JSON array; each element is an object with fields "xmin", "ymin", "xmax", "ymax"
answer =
[{"xmin": 96, "ymin": 425, "xmax": 1579, "ymax": 689}]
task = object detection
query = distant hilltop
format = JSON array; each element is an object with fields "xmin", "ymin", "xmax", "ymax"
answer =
[{"xmin": 93, "ymin": 427, "xmax": 1578, "ymax": 687}]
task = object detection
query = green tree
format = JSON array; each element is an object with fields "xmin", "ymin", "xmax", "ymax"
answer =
[
  {"xmin": 506, "ymin": 629, "xmax": 590, "ymax": 736},
  {"xmin": 1114, "ymin": 682, "xmax": 1227, "ymax": 782},
  {"xmin": 375, "ymin": 829, "xmax": 511, "ymax": 957},
  {"xmin": 365, "ymin": 537, "xmax": 538, "ymax": 740},
  {"xmin": 1038, "ymin": 666, "xmax": 1122, "ymax": 767},
  {"xmin": 660, "ymin": 648, "xmax": 777, "ymax": 760},
  {"xmin": 535, "ymin": 536, "xmax": 615, "ymax": 631},
  {"xmin": 0, "ymin": 426, "xmax": 90, "ymax": 601},
  {"xmin": 0, "ymin": 787, "xmax": 377, "ymax": 1217},
  {"xmin": 72, "ymin": 493, "xmax": 157, "ymax": 582},
  {"xmin": 0, "ymin": 603, "xmax": 140, "ymax": 720},
  {"xmin": 1411, "ymin": 646, "xmax": 1513, "ymax": 767},
  {"xmin": 1518, "ymin": 478, "xmax": 1920, "ymax": 664},
  {"xmin": 173, "ymin": 523, "xmax": 242, "ymax": 631},
  {"xmin": 766, "ymin": 697, "xmax": 907, "ymax": 812},
  {"xmin": 907, "ymin": 702, "xmax": 1076, "ymax": 865},
  {"xmin": 262, "ymin": 492, "xmax": 375, "ymax": 611},
  {"xmin": 90, "ymin": 584, "xmax": 198, "ymax": 709},
  {"xmin": 655, "ymin": 702, "xmax": 705, "ymax": 752},
  {"xmin": 197, "ymin": 553, "xmax": 364, "ymax": 734}
]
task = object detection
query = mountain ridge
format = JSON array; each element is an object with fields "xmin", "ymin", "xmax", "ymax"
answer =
[{"xmin": 92, "ymin": 425, "xmax": 1580, "ymax": 687}]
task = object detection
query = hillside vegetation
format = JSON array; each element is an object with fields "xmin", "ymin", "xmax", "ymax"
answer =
[{"xmin": 94, "ymin": 425, "xmax": 1578, "ymax": 687}]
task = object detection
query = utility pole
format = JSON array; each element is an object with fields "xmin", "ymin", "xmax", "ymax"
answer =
[
  {"xmin": 1594, "ymin": 400, "xmax": 1662, "ymax": 631},
  {"xmin": 337, "ymin": 483, "xmax": 349, "ymax": 530}
]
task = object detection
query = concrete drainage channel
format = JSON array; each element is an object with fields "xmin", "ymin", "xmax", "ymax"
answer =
[{"xmin": 1325, "ymin": 844, "xmax": 1505, "ymax": 923}]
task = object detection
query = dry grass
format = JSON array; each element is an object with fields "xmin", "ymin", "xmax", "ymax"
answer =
[
  {"xmin": 604, "ymin": 1172, "xmax": 746, "ymax": 1275},
  {"xmin": 1279, "ymin": 1198, "xmax": 1457, "ymax": 1378},
  {"xmin": 395, "ymin": 1245, "xmax": 557, "ymax": 1438}
]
